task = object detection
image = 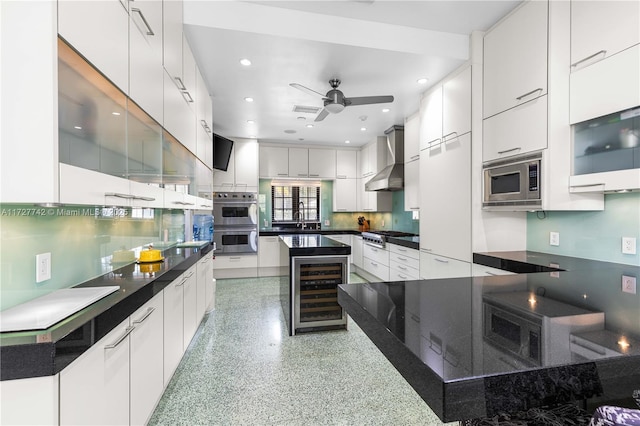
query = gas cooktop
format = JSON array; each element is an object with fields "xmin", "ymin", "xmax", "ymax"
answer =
[{"xmin": 361, "ymin": 230, "xmax": 416, "ymax": 248}]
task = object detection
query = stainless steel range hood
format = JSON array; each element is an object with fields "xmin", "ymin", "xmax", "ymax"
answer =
[{"xmin": 365, "ymin": 125, "xmax": 404, "ymax": 192}]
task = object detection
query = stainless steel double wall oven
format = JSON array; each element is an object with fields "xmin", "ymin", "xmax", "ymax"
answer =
[{"xmin": 212, "ymin": 192, "xmax": 258, "ymax": 254}]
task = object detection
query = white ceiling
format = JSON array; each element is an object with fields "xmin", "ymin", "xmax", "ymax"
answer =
[{"xmin": 183, "ymin": 0, "xmax": 521, "ymax": 148}]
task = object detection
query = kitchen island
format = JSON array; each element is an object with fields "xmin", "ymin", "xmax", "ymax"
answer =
[
  {"xmin": 338, "ymin": 252, "xmax": 640, "ymax": 422},
  {"xmin": 279, "ymin": 234, "xmax": 351, "ymax": 336}
]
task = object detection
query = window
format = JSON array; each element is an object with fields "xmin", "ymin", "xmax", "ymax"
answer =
[{"xmin": 272, "ymin": 184, "xmax": 319, "ymax": 222}]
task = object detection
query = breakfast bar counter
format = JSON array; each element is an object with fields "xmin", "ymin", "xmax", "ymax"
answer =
[{"xmin": 338, "ymin": 253, "xmax": 640, "ymax": 422}]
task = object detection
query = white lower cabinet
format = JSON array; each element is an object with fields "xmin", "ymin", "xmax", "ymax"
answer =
[
  {"xmin": 352, "ymin": 236, "xmax": 363, "ymax": 270},
  {"xmin": 182, "ymin": 269, "xmax": 198, "ymax": 350},
  {"xmin": 196, "ymin": 253, "xmax": 214, "ymax": 319},
  {"xmin": 388, "ymin": 244, "xmax": 420, "ymax": 281},
  {"xmin": 163, "ymin": 273, "xmax": 185, "ymax": 384},
  {"xmin": 213, "ymin": 254, "xmax": 258, "ymax": 278},
  {"xmin": 419, "ymin": 251, "xmax": 471, "ymax": 280},
  {"xmin": 0, "ymin": 375, "xmax": 59, "ymax": 425},
  {"xmin": 60, "ymin": 317, "xmax": 131, "ymax": 425},
  {"xmin": 129, "ymin": 293, "xmax": 164, "ymax": 426},
  {"xmin": 362, "ymin": 244, "xmax": 390, "ymax": 282}
]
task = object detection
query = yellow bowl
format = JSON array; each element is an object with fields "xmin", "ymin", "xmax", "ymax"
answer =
[{"xmin": 139, "ymin": 249, "xmax": 163, "ymax": 263}]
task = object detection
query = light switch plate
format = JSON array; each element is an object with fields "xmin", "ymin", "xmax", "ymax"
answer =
[
  {"xmin": 622, "ymin": 275, "xmax": 637, "ymax": 294},
  {"xmin": 549, "ymin": 232, "xmax": 560, "ymax": 246}
]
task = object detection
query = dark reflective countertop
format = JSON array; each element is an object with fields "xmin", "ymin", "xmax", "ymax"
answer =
[
  {"xmin": 280, "ymin": 234, "xmax": 351, "ymax": 256},
  {"xmin": 338, "ymin": 252, "xmax": 640, "ymax": 421},
  {"xmin": 0, "ymin": 244, "xmax": 213, "ymax": 380}
]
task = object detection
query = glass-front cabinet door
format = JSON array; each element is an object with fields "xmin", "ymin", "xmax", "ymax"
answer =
[
  {"xmin": 163, "ymin": 130, "xmax": 196, "ymax": 197},
  {"xmin": 58, "ymin": 39, "xmax": 127, "ymax": 178},
  {"xmin": 127, "ymin": 100, "xmax": 163, "ymax": 184}
]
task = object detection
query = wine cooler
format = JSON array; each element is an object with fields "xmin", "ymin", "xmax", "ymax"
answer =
[{"xmin": 292, "ymin": 255, "xmax": 349, "ymax": 333}]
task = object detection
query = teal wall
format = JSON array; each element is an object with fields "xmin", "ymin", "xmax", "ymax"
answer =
[
  {"xmin": 0, "ymin": 205, "xmax": 185, "ymax": 310},
  {"xmin": 527, "ymin": 193, "xmax": 640, "ymax": 265},
  {"xmin": 258, "ymin": 179, "xmax": 419, "ymax": 233}
]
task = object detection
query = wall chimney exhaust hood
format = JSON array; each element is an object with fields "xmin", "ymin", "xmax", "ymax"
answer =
[{"xmin": 365, "ymin": 125, "xmax": 404, "ymax": 192}]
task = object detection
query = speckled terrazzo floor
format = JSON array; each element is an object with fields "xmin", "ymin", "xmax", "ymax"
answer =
[{"xmin": 148, "ymin": 274, "xmax": 457, "ymax": 426}]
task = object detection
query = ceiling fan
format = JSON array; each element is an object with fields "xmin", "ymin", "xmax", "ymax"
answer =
[{"xmin": 290, "ymin": 79, "xmax": 394, "ymax": 122}]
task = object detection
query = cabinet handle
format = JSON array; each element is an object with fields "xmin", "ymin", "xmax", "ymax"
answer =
[
  {"xmin": 571, "ymin": 50, "xmax": 607, "ymax": 68},
  {"xmin": 443, "ymin": 131, "xmax": 458, "ymax": 142},
  {"xmin": 174, "ymin": 77, "xmax": 187, "ymax": 91},
  {"xmin": 277, "ymin": 173, "xmax": 288, "ymax": 176},
  {"xmin": 336, "ymin": 175, "xmax": 347, "ymax": 179},
  {"xmin": 105, "ymin": 192, "xmax": 134, "ymax": 199},
  {"xmin": 435, "ymin": 258, "xmax": 449, "ymax": 264},
  {"xmin": 182, "ymin": 201, "xmax": 195, "ymax": 206},
  {"xmin": 397, "ymin": 248, "xmax": 407, "ymax": 252},
  {"xmin": 336, "ymin": 209, "xmax": 347, "ymax": 212},
  {"xmin": 131, "ymin": 7, "xmax": 155, "ymax": 35},
  {"xmin": 104, "ymin": 326, "xmax": 134, "ymax": 350},
  {"xmin": 397, "ymin": 265, "xmax": 408, "ymax": 271},
  {"xmin": 497, "ymin": 147, "xmax": 521, "ymax": 155},
  {"xmin": 427, "ymin": 138, "xmax": 441, "ymax": 147},
  {"xmin": 132, "ymin": 195, "xmax": 155, "ymax": 201},
  {"xmin": 421, "ymin": 248, "xmax": 433, "ymax": 252},
  {"xmin": 182, "ymin": 91, "xmax": 194, "ymax": 103},
  {"xmin": 309, "ymin": 174, "xmax": 320, "ymax": 177},
  {"xmin": 397, "ymin": 257, "xmax": 407, "ymax": 261},
  {"xmin": 132, "ymin": 307, "xmax": 155, "ymax": 325},
  {"xmin": 186, "ymin": 271, "xmax": 194, "ymax": 278},
  {"xmin": 485, "ymin": 271, "xmax": 498, "ymax": 276},
  {"xmin": 398, "ymin": 274, "xmax": 408, "ymax": 279},
  {"xmin": 176, "ymin": 277, "xmax": 188, "ymax": 287},
  {"xmin": 515, "ymin": 88, "xmax": 543, "ymax": 101},
  {"xmin": 370, "ymin": 261, "xmax": 378, "ymax": 267},
  {"xmin": 410, "ymin": 207, "xmax": 419, "ymax": 210},
  {"xmin": 410, "ymin": 154, "xmax": 420, "ymax": 160},
  {"xmin": 230, "ymin": 256, "xmax": 241, "ymax": 260}
]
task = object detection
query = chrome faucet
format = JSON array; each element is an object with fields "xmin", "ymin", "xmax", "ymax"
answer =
[{"xmin": 296, "ymin": 201, "xmax": 305, "ymax": 229}]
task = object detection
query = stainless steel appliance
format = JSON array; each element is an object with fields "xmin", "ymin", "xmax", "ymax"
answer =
[
  {"xmin": 212, "ymin": 192, "xmax": 257, "ymax": 226},
  {"xmin": 292, "ymin": 255, "xmax": 349, "ymax": 333},
  {"xmin": 362, "ymin": 230, "xmax": 416, "ymax": 249},
  {"xmin": 482, "ymin": 152, "xmax": 542, "ymax": 210},
  {"xmin": 365, "ymin": 125, "xmax": 405, "ymax": 192},
  {"xmin": 212, "ymin": 191, "xmax": 258, "ymax": 255},
  {"xmin": 482, "ymin": 291, "xmax": 604, "ymax": 373},
  {"xmin": 213, "ymin": 227, "xmax": 258, "ymax": 254}
]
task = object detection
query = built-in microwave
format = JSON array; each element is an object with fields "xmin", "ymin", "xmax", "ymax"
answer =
[{"xmin": 483, "ymin": 152, "xmax": 542, "ymax": 210}]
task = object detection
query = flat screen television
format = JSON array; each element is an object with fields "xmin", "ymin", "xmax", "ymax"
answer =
[{"xmin": 213, "ymin": 133, "xmax": 234, "ymax": 171}]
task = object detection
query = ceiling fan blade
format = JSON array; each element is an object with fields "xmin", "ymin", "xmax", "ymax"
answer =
[
  {"xmin": 315, "ymin": 108, "xmax": 330, "ymax": 122},
  {"xmin": 344, "ymin": 95, "xmax": 394, "ymax": 106},
  {"xmin": 290, "ymin": 83, "xmax": 327, "ymax": 99}
]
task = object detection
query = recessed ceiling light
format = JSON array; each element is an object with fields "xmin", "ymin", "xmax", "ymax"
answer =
[
  {"xmin": 240, "ymin": 58, "xmax": 251, "ymax": 66},
  {"xmin": 297, "ymin": 116, "xmax": 306, "ymax": 120},
  {"xmin": 360, "ymin": 127, "xmax": 367, "ymax": 131},
  {"xmin": 247, "ymin": 120, "xmax": 255, "ymax": 124},
  {"xmin": 244, "ymin": 97, "xmax": 254, "ymax": 102},
  {"xmin": 345, "ymin": 140, "xmax": 350, "ymax": 144},
  {"xmin": 417, "ymin": 78, "xmax": 428, "ymax": 84},
  {"xmin": 306, "ymin": 124, "xmax": 314, "ymax": 128},
  {"xmin": 382, "ymin": 108, "xmax": 390, "ymax": 113},
  {"xmin": 74, "ymin": 126, "xmax": 82, "ymax": 130},
  {"xmin": 111, "ymin": 112, "xmax": 121, "ymax": 116}
]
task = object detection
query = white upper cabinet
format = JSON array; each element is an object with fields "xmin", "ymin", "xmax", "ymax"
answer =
[
  {"xmin": 196, "ymin": 67, "xmax": 213, "ymax": 169},
  {"xmin": 442, "ymin": 66, "xmax": 472, "ymax": 139},
  {"xmin": 570, "ymin": 0, "xmax": 640, "ymax": 71},
  {"xmin": 483, "ymin": 0, "xmax": 548, "ymax": 119},
  {"xmin": 419, "ymin": 86, "xmax": 443, "ymax": 150},
  {"xmin": 420, "ymin": 132, "xmax": 471, "ymax": 262},
  {"xmin": 163, "ymin": 68, "xmax": 196, "ymax": 154},
  {"xmin": 569, "ymin": 0, "xmax": 640, "ymax": 124},
  {"xmin": 404, "ymin": 159, "xmax": 420, "ymax": 212},
  {"xmin": 309, "ymin": 148, "xmax": 336, "ymax": 178},
  {"xmin": 259, "ymin": 146, "xmax": 289, "ymax": 178},
  {"xmin": 336, "ymin": 150, "xmax": 358, "ymax": 178},
  {"xmin": 162, "ymin": 0, "xmax": 183, "ymax": 81},
  {"xmin": 288, "ymin": 148, "xmax": 309, "ymax": 178},
  {"xmin": 404, "ymin": 113, "xmax": 420, "ymax": 163},
  {"xmin": 181, "ymin": 36, "xmax": 197, "ymax": 111},
  {"xmin": 129, "ymin": 0, "xmax": 163, "ymax": 124},
  {"xmin": 213, "ymin": 139, "xmax": 258, "ymax": 192},
  {"xmin": 360, "ymin": 136, "xmax": 387, "ymax": 178},
  {"xmin": 58, "ymin": 0, "xmax": 129, "ymax": 93},
  {"xmin": 333, "ymin": 178, "xmax": 358, "ymax": 212}
]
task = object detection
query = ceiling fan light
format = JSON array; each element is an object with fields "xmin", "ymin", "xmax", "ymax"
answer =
[{"xmin": 325, "ymin": 103, "xmax": 345, "ymax": 114}]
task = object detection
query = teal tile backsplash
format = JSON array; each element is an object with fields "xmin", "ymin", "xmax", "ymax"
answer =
[
  {"xmin": 527, "ymin": 192, "xmax": 640, "ymax": 265},
  {"xmin": 258, "ymin": 179, "xmax": 418, "ymax": 233},
  {"xmin": 0, "ymin": 205, "xmax": 185, "ymax": 310}
]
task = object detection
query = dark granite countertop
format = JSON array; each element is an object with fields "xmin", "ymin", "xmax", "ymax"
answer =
[
  {"xmin": 338, "ymin": 253, "xmax": 640, "ymax": 422},
  {"xmin": 387, "ymin": 235, "xmax": 419, "ymax": 250},
  {"xmin": 0, "ymin": 244, "xmax": 213, "ymax": 381},
  {"xmin": 280, "ymin": 234, "xmax": 351, "ymax": 257}
]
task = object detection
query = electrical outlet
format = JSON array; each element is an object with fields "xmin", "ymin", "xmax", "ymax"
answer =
[
  {"xmin": 324, "ymin": 219, "xmax": 330, "ymax": 226},
  {"xmin": 549, "ymin": 232, "xmax": 560, "ymax": 246},
  {"xmin": 622, "ymin": 237, "xmax": 637, "ymax": 255},
  {"xmin": 36, "ymin": 252, "xmax": 51, "ymax": 283},
  {"xmin": 622, "ymin": 275, "xmax": 636, "ymax": 294}
]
